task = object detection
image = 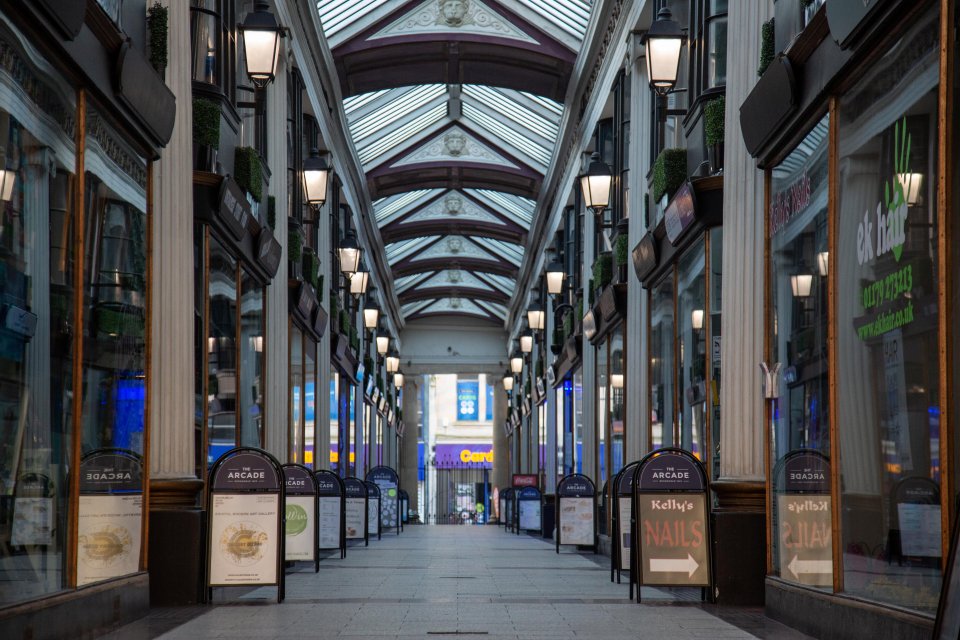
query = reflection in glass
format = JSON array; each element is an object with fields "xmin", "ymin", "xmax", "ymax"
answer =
[
  {"xmin": 837, "ymin": 9, "xmax": 941, "ymax": 611},
  {"xmin": 678, "ymin": 242, "xmax": 706, "ymax": 460},
  {"xmin": 190, "ymin": 0, "xmax": 219, "ymax": 85},
  {"xmin": 709, "ymin": 227, "xmax": 723, "ymax": 478},
  {"xmin": 304, "ymin": 341, "xmax": 316, "ymax": 468},
  {"xmin": 610, "ymin": 329, "xmax": 625, "ymax": 477},
  {"xmin": 596, "ymin": 343, "xmax": 607, "ymax": 484},
  {"xmin": 206, "ymin": 238, "xmax": 236, "ymax": 466},
  {"xmin": 769, "ymin": 114, "xmax": 830, "ymax": 586},
  {"xmin": 651, "ymin": 277, "xmax": 675, "ymax": 449},
  {"xmin": 574, "ymin": 372, "xmax": 583, "ymax": 474},
  {"xmin": 239, "ymin": 271, "xmax": 263, "ymax": 449},
  {"xmin": 330, "ymin": 370, "xmax": 339, "ymax": 473},
  {"xmin": 289, "ymin": 327, "xmax": 303, "ymax": 464},
  {"xmin": 0, "ymin": 44, "xmax": 77, "ymax": 601}
]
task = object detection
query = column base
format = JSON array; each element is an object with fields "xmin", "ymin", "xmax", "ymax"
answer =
[
  {"xmin": 148, "ymin": 478, "xmax": 205, "ymax": 606},
  {"xmin": 710, "ymin": 480, "xmax": 766, "ymax": 605}
]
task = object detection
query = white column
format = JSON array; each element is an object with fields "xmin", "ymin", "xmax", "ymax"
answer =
[
  {"xmin": 581, "ymin": 198, "xmax": 596, "ymax": 482},
  {"xmin": 491, "ymin": 382, "xmax": 510, "ymax": 492},
  {"xmin": 263, "ymin": 51, "xmax": 289, "ymax": 461},
  {"xmin": 718, "ymin": 0, "xmax": 773, "ymax": 481},
  {"xmin": 399, "ymin": 377, "xmax": 420, "ymax": 512},
  {"xmin": 149, "ymin": 0, "xmax": 196, "ymax": 480}
]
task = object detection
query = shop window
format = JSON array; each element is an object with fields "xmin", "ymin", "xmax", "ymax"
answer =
[
  {"xmin": 769, "ymin": 114, "xmax": 829, "ymax": 587},
  {"xmin": 190, "ymin": 0, "xmax": 236, "ymax": 101},
  {"xmin": 289, "ymin": 326, "xmax": 303, "ymax": 464},
  {"xmin": 329, "ymin": 370, "xmax": 339, "ymax": 473},
  {"xmin": 677, "ymin": 241, "xmax": 706, "ymax": 461},
  {"xmin": 573, "ymin": 372, "xmax": 583, "ymax": 474},
  {"xmin": 304, "ymin": 340, "xmax": 316, "ymax": 468},
  {"xmin": 836, "ymin": 8, "xmax": 941, "ymax": 611},
  {"xmin": 596, "ymin": 344, "xmax": 608, "ymax": 483},
  {"xmin": 0, "ymin": 38, "xmax": 77, "ymax": 602},
  {"xmin": 651, "ymin": 276, "xmax": 676, "ymax": 449},
  {"xmin": 238, "ymin": 270, "xmax": 263, "ymax": 449},
  {"xmin": 206, "ymin": 238, "xmax": 237, "ymax": 467},
  {"xmin": 708, "ymin": 227, "xmax": 723, "ymax": 478},
  {"xmin": 194, "ymin": 228, "xmax": 205, "ymax": 478},
  {"xmin": 347, "ymin": 383, "xmax": 356, "ymax": 477},
  {"xmin": 610, "ymin": 329, "xmax": 625, "ymax": 476}
]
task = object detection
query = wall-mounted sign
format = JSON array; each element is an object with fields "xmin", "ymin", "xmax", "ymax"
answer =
[
  {"xmin": 256, "ymin": 227, "xmax": 282, "ymax": 279},
  {"xmin": 556, "ymin": 474, "xmax": 596, "ymax": 549},
  {"xmin": 366, "ymin": 466, "xmax": 400, "ymax": 534},
  {"xmin": 315, "ymin": 469, "xmax": 345, "ymax": 556},
  {"xmin": 282, "ymin": 464, "xmax": 318, "ymax": 569},
  {"xmin": 218, "ymin": 177, "xmax": 251, "ymax": 240},
  {"xmin": 207, "ymin": 448, "xmax": 284, "ymax": 601},
  {"xmin": 664, "ymin": 182, "xmax": 697, "ymax": 245},
  {"xmin": 77, "ymin": 449, "xmax": 143, "ymax": 587},
  {"xmin": 632, "ymin": 233, "xmax": 658, "ymax": 283},
  {"xmin": 344, "ymin": 477, "xmax": 368, "ymax": 544},
  {"xmin": 456, "ymin": 380, "xmax": 479, "ymax": 421}
]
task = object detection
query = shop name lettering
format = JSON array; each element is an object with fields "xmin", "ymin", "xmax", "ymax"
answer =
[
  {"xmin": 787, "ymin": 499, "xmax": 828, "ymax": 513},
  {"xmin": 770, "ymin": 171, "xmax": 811, "ymax": 237},
  {"xmin": 789, "ymin": 471, "xmax": 825, "ymax": 482},
  {"xmin": 228, "ymin": 469, "xmax": 265, "ymax": 480},
  {"xmin": 781, "ymin": 518, "xmax": 830, "ymax": 549},
  {"xmin": 86, "ymin": 471, "xmax": 132, "ymax": 481},
  {"xmin": 286, "ymin": 479, "xmax": 306, "ymax": 487},
  {"xmin": 650, "ymin": 499, "xmax": 694, "ymax": 512},
  {"xmin": 644, "ymin": 519, "xmax": 704, "ymax": 547},
  {"xmin": 651, "ymin": 470, "xmax": 689, "ymax": 481}
]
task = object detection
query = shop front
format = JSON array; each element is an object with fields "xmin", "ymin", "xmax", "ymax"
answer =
[{"xmin": 742, "ymin": 1, "xmax": 952, "ymax": 637}]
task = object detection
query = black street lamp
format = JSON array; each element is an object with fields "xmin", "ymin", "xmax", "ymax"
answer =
[
  {"xmin": 239, "ymin": 1, "xmax": 283, "ymax": 89},
  {"xmin": 643, "ymin": 5, "xmax": 686, "ymax": 95},
  {"xmin": 302, "ymin": 148, "xmax": 330, "ymax": 208},
  {"xmin": 579, "ymin": 152, "xmax": 613, "ymax": 217}
]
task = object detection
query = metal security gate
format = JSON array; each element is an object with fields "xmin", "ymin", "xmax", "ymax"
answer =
[{"xmin": 421, "ymin": 463, "xmax": 490, "ymax": 525}]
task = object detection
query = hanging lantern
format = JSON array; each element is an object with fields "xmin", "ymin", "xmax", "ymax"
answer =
[
  {"xmin": 545, "ymin": 259, "xmax": 565, "ymax": 296},
  {"xmin": 519, "ymin": 331, "xmax": 533, "ymax": 354},
  {"xmin": 579, "ymin": 152, "xmax": 613, "ymax": 215},
  {"xmin": 338, "ymin": 231, "xmax": 362, "ymax": 277},
  {"xmin": 239, "ymin": 1, "xmax": 283, "ymax": 88},
  {"xmin": 643, "ymin": 6, "xmax": 686, "ymax": 95},
  {"xmin": 302, "ymin": 148, "xmax": 330, "ymax": 207},
  {"xmin": 376, "ymin": 334, "xmax": 390, "ymax": 355},
  {"xmin": 364, "ymin": 301, "xmax": 380, "ymax": 330},
  {"xmin": 350, "ymin": 268, "xmax": 369, "ymax": 297},
  {"xmin": 526, "ymin": 301, "xmax": 545, "ymax": 332}
]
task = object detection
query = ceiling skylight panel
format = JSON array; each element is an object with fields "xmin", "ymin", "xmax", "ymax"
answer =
[
  {"xmin": 317, "ymin": 0, "xmax": 392, "ymax": 38},
  {"xmin": 358, "ymin": 104, "xmax": 447, "ymax": 165},
  {"xmin": 343, "ymin": 89, "xmax": 390, "ymax": 116},
  {"xmin": 475, "ymin": 238, "xmax": 523, "ymax": 265},
  {"xmin": 374, "ymin": 189, "xmax": 438, "ymax": 222},
  {"xmin": 349, "ymin": 85, "xmax": 445, "ymax": 140},
  {"xmin": 521, "ymin": 91, "xmax": 564, "ymax": 117},
  {"xmin": 515, "ymin": 0, "xmax": 591, "ymax": 39},
  {"xmin": 462, "ymin": 86, "xmax": 558, "ymax": 141},
  {"xmin": 396, "ymin": 272, "xmax": 434, "ymax": 293},
  {"xmin": 476, "ymin": 300, "xmax": 508, "ymax": 318},
  {"xmin": 477, "ymin": 273, "xmax": 517, "ymax": 294},
  {"xmin": 462, "ymin": 104, "xmax": 550, "ymax": 167},
  {"xmin": 386, "ymin": 236, "xmax": 437, "ymax": 262},
  {"xmin": 468, "ymin": 189, "xmax": 534, "ymax": 224},
  {"xmin": 401, "ymin": 299, "xmax": 434, "ymax": 317}
]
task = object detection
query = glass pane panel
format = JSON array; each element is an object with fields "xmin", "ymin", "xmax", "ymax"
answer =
[
  {"xmin": 304, "ymin": 340, "xmax": 316, "ymax": 469},
  {"xmin": 0, "ymin": 35, "xmax": 77, "ymax": 601},
  {"xmin": 290, "ymin": 327, "xmax": 303, "ymax": 464},
  {"xmin": 206, "ymin": 238, "xmax": 236, "ymax": 466},
  {"xmin": 574, "ymin": 372, "xmax": 582, "ymax": 474},
  {"xmin": 769, "ymin": 114, "xmax": 830, "ymax": 587},
  {"xmin": 596, "ymin": 344, "xmax": 607, "ymax": 485},
  {"xmin": 239, "ymin": 271, "xmax": 263, "ymax": 449},
  {"xmin": 610, "ymin": 330, "xmax": 625, "ymax": 476},
  {"xmin": 651, "ymin": 277, "xmax": 675, "ymax": 449},
  {"xmin": 330, "ymin": 370, "xmax": 339, "ymax": 474},
  {"xmin": 190, "ymin": 1, "xmax": 219, "ymax": 86},
  {"xmin": 678, "ymin": 241, "xmax": 706, "ymax": 461},
  {"xmin": 837, "ymin": 8, "xmax": 941, "ymax": 611},
  {"xmin": 709, "ymin": 227, "xmax": 723, "ymax": 479}
]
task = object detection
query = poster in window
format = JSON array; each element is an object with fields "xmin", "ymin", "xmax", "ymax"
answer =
[
  {"xmin": 457, "ymin": 380, "xmax": 479, "ymax": 421},
  {"xmin": 77, "ymin": 494, "xmax": 143, "ymax": 586},
  {"xmin": 208, "ymin": 493, "xmax": 279, "ymax": 585}
]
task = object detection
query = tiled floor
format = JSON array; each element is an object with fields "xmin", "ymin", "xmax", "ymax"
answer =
[{"xmin": 101, "ymin": 525, "xmax": 811, "ymax": 639}]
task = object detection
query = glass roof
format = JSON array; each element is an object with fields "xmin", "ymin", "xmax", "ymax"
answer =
[{"xmin": 373, "ymin": 189, "xmax": 441, "ymax": 223}]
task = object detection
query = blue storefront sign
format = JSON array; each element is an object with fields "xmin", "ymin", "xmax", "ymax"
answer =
[{"xmin": 457, "ymin": 380, "xmax": 479, "ymax": 421}]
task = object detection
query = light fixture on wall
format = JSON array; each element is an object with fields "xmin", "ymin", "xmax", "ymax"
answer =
[
  {"xmin": 394, "ymin": 372, "xmax": 404, "ymax": 388},
  {"xmin": 527, "ymin": 302, "xmax": 545, "ymax": 332},
  {"xmin": 791, "ymin": 273, "xmax": 814, "ymax": 298},
  {"xmin": 510, "ymin": 351, "xmax": 524, "ymax": 374},
  {"xmin": 302, "ymin": 148, "xmax": 330, "ymax": 207},
  {"xmin": 0, "ymin": 169, "xmax": 16, "ymax": 201},
  {"xmin": 364, "ymin": 300, "xmax": 380, "ymax": 330},
  {"xmin": 579, "ymin": 152, "xmax": 613, "ymax": 216},
  {"xmin": 582, "ymin": 309, "xmax": 598, "ymax": 340},
  {"xmin": 338, "ymin": 231, "xmax": 362, "ymax": 277},
  {"xmin": 350, "ymin": 268, "xmax": 369, "ymax": 297},
  {"xmin": 691, "ymin": 309, "xmax": 704, "ymax": 331},
  {"xmin": 386, "ymin": 348, "xmax": 400, "ymax": 374},
  {"xmin": 520, "ymin": 331, "xmax": 533, "ymax": 354},
  {"xmin": 897, "ymin": 172, "xmax": 923, "ymax": 207},
  {"xmin": 817, "ymin": 251, "xmax": 829, "ymax": 277},
  {"xmin": 376, "ymin": 334, "xmax": 390, "ymax": 355},
  {"xmin": 249, "ymin": 336, "xmax": 264, "ymax": 353},
  {"xmin": 611, "ymin": 374, "xmax": 624, "ymax": 389},
  {"xmin": 503, "ymin": 374, "xmax": 515, "ymax": 392},
  {"xmin": 642, "ymin": 5, "xmax": 686, "ymax": 95},
  {"xmin": 239, "ymin": 1, "xmax": 283, "ymax": 88},
  {"xmin": 545, "ymin": 259, "xmax": 565, "ymax": 296}
]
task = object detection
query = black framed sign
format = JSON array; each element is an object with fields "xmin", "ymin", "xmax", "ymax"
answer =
[
  {"xmin": 343, "ymin": 477, "xmax": 368, "ymax": 546},
  {"xmin": 365, "ymin": 481, "xmax": 382, "ymax": 541},
  {"xmin": 612, "ymin": 461, "xmax": 641, "ymax": 584},
  {"xmin": 516, "ymin": 486, "xmax": 542, "ymax": 535},
  {"xmin": 366, "ymin": 466, "xmax": 400, "ymax": 535},
  {"xmin": 282, "ymin": 464, "xmax": 319, "ymax": 572},
  {"xmin": 556, "ymin": 474, "xmax": 597, "ymax": 553},
  {"xmin": 315, "ymin": 469, "xmax": 346, "ymax": 558},
  {"xmin": 77, "ymin": 449, "xmax": 143, "ymax": 587},
  {"xmin": 207, "ymin": 447, "xmax": 285, "ymax": 603},
  {"xmin": 631, "ymin": 449, "xmax": 711, "ymax": 599}
]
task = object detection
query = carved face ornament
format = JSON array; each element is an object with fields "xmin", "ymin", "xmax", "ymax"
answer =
[
  {"xmin": 438, "ymin": 0, "xmax": 469, "ymax": 27},
  {"xmin": 443, "ymin": 132, "xmax": 467, "ymax": 157},
  {"xmin": 445, "ymin": 194, "xmax": 463, "ymax": 215}
]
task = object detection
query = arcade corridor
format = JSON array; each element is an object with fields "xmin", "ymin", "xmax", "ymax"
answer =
[{"xmin": 100, "ymin": 526, "xmax": 809, "ymax": 640}]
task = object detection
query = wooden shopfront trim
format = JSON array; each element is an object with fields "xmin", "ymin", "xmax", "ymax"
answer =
[{"xmin": 827, "ymin": 96, "xmax": 842, "ymax": 594}]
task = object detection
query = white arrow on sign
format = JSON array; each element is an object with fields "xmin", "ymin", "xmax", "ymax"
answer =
[
  {"xmin": 649, "ymin": 554, "xmax": 699, "ymax": 577},
  {"xmin": 787, "ymin": 555, "xmax": 832, "ymax": 579}
]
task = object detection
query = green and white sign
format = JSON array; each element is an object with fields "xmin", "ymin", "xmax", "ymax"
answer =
[{"xmin": 284, "ymin": 496, "xmax": 315, "ymax": 561}]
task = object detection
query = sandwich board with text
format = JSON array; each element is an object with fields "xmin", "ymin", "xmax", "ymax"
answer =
[
  {"xmin": 556, "ymin": 473, "xmax": 597, "ymax": 552},
  {"xmin": 315, "ymin": 469, "xmax": 346, "ymax": 558},
  {"xmin": 282, "ymin": 464, "xmax": 318, "ymax": 572}
]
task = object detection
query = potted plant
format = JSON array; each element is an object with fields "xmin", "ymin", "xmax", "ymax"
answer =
[
  {"xmin": 592, "ymin": 252, "xmax": 613, "ymax": 291},
  {"xmin": 704, "ymin": 95, "xmax": 725, "ymax": 173},
  {"xmin": 192, "ymin": 97, "xmax": 220, "ymax": 172},
  {"xmin": 652, "ymin": 148, "xmax": 688, "ymax": 204},
  {"xmin": 302, "ymin": 246, "xmax": 319, "ymax": 289},
  {"xmin": 234, "ymin": 146, "xmax": 263, "ymax": 203}
]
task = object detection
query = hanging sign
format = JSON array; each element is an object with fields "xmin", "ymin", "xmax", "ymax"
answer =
[
  {"xmin": 556, "ymin": 474, "xmax": 596, "ymax": 550},
  {"xmin": 76, "ymin": 449, "xmax": 143, "ymax": 587},
  {"xmin": 664, "ymin": 182, "xmax": 697, "ymax": 245},
  {"xmin": 282, "ymin": 464, "xmax": 318, "ymax": 569},
  {"xmin": 366, "ymin": 466, "xmax": 400, "ymax": 534},
  {"xmin": 366, "ymin": 481, "xmax": 381, "ymax": 539},
  {"xmin": 315, "ymin": 470, "xmax": 346, "ymax": 556},
  {"xmin": 517, "ymin": 486, "xmax": 542, "ymax": 534},
  {"xmin": 207, "ymin": 448, "xmax": 284, "ymax": 601},
  {"xmin": 775, "ymin": 450, "xmax": 832, "ymax": 587},
  {"xmin": 343, "ymin": 477, "xmax": 368, "ymax": 544},
  {"xmin": 218, "ymin": 177, "xmax": 251, "ymax": 240},
  {"xmin": 633, "ymin": 450, "xmax": 711, "ymax": 589}
]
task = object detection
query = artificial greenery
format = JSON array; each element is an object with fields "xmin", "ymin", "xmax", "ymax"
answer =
[
  {"xmin": 329, "ymin": 292, "xmax": 339, "ymax": 322},
  {"xmin": 267, "ymin": 195, "xmax": 276, "ymax": 230},
  {"xmin": 575, "ymin": 298, "xmax": 584, "ymax": 325},
  {"xmin": 553, "ymin": 327, "xmax": 564, "ymax": 347},
  {"xmin": 192, "ymin": 98, "xmax": 220, "ymax": 148},
  {"xmin": 349, "ymin": 325, "xmax": 359, "ymax": 353},
  {"xmin": 704, "ymin": 96, "xmax": 725, "ymax": 147},
  {"xmin": 563, "ymin": 311, "xmax": 573, "ymax": 340},
  {"xmin": 758, "ymin": 18, "xmax": 775, "ymax": 77},
  {"xmin": 652, "ymin": 148, "xmax": 687, "ymax": 203},
  {"xmin": 288, "ymin": 226, "xmax": 303, "ymax": 264},
  {"xmin": 614, "ymin": 233, "xmax": 630, "ymax": 267},
  {"xmin": 339, "ymin": 309, "xmax": 350, "ymax": 335},
  {"xmin": 592, "ymin": 252, "xmax": 613, "ymax": 289},
  {"xmin": 147, "ymin": 3, "xmax": 168, "ymax": 72},
  {"xmin": 234, "ymin": 147, "xmax": 263, "ymax": 202},
  {"xmin": 303, "ymin": 248, "xmax": 320, "ymax": 289}
]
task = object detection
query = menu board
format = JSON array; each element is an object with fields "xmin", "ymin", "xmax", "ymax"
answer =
[
  {"xmin": 898, "ymin": 503, "xmax": 941, "ymax": 557},
  {"xmin": 519, "ymin": 499, "xmax": 541, "ymax": 531},
  {"xmin": 367, "ymin": 497, "xmax": 380, "ymax": 535},
  {"xmin": 345, "ymin": 498, "xmax": 365, "ymax": 539},
  {"xmin": 77, "ymin": 494, "xmax": 142, "ymax": 586},
  {"xmin": 284, "ymin": 496, "xmax": 315, "ymax": 561},
  {"xmin": 318, "ymin": 497, "xmax": 342, "ymax": 549},
  {"xmin": 208, "ymin": 493, "xmax": 279, "ymax": 585},
  {"xmin": 558, "ymin": 497, "xmax": 594, "ymax": 545},
  {"xmin": 618, "ymin": 497, "xmax": 632, "ymax": 570}
]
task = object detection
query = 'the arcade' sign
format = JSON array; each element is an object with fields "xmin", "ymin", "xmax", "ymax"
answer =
[{"xmin": 776, "ymin": 451, "xmax": 831, "ymax": 587}]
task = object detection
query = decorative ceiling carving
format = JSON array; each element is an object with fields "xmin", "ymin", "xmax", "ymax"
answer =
[
  {"xmin": 389, "ymin": 126, "xmax": 519, "ymax": 170},
  {"xmin": 368, "ymin": 0, "xmax": 539, "ymax": 45}
]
